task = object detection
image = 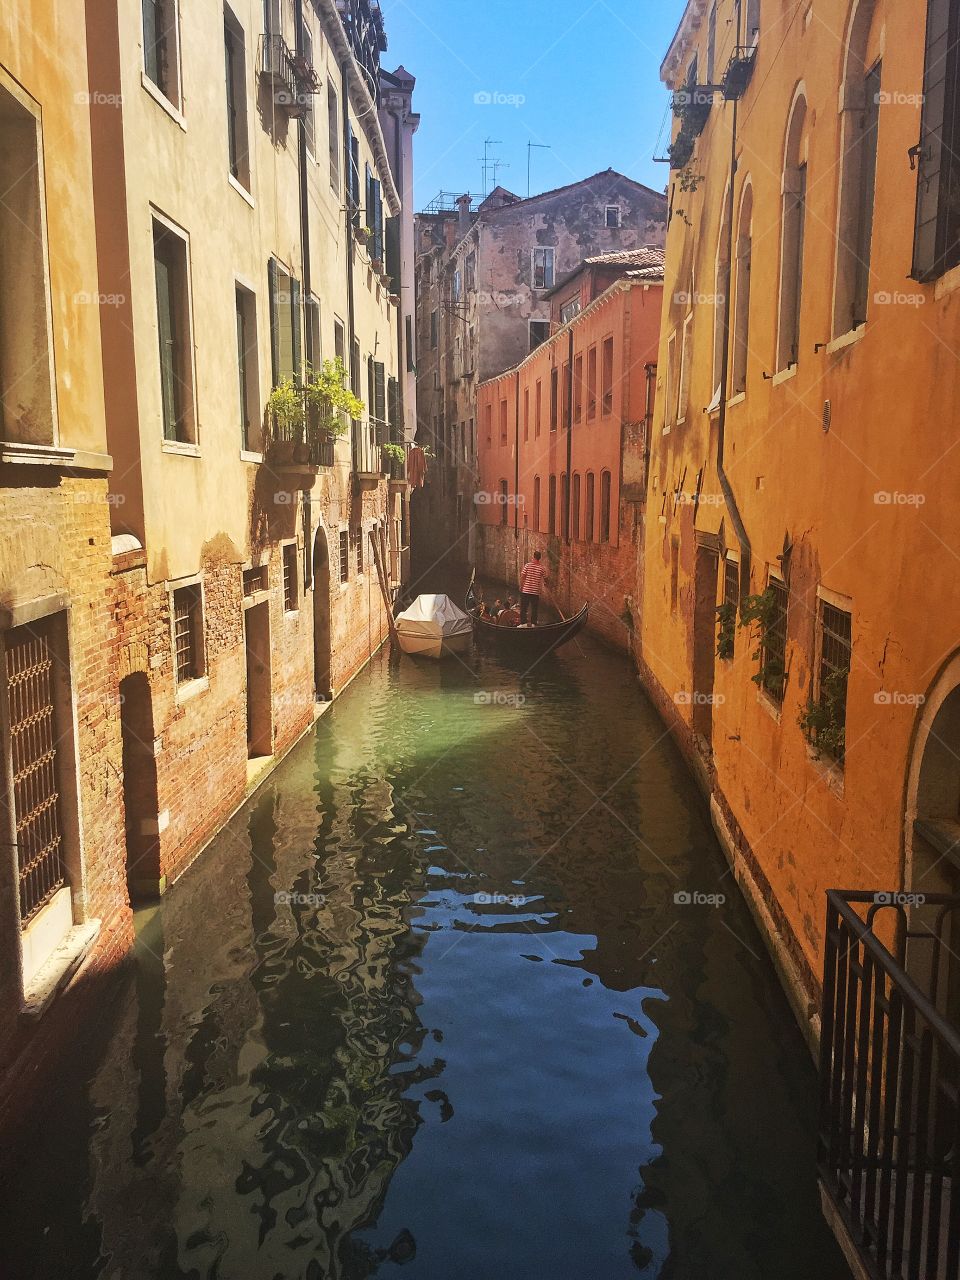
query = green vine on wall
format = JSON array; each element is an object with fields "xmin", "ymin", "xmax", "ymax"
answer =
[
  {"xmin": 716, "ymin": 601, "xmax": 736, "ymax": 660},
  {"xmin": 798, "ymin": 667, "xmax": 848, "ymax": 764},
  {"xmin": 739, "ymin": 587, "xmax": 785, "ymax": 699}
]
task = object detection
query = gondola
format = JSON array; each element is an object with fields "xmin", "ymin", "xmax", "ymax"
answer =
[{"xmin": 466, "ymin": 576, "xmax": 588, "ymax": 657}]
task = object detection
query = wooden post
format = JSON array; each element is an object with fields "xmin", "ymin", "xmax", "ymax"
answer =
[{"xmin": 369, "ymin": 528, "xmax": 400, "ymax": 648}]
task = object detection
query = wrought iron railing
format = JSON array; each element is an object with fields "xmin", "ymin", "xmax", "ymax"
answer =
[
  {"xmin": 261, "ymin": 33, "xmax": 309, "ymax": 116},
  {"xmin": 352, "ymin": 418, "xmax": 388, "ymax": 477},
  {"xmin": 267, "ymin": 388, "xmax": 335, "ymax": 468},
  {"xmin": 818, "ymin": 890, "xmax": 960, "ymax": 1280}
]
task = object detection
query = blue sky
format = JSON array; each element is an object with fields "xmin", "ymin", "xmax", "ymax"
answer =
[{"xmin": 380, "ymin": 0, "xmax": 688, "ymax": 208}]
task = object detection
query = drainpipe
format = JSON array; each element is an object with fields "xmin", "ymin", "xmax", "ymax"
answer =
[
  {"xmin": 341, "ymin": 61, "xmax": 357, "ymax": 401},
  {"xmin": 514, "ymin": 370, "xmax": 520, "ymax": 543},
  {"xmin": 294, "ymin": 0, "xmax": 313, "ymax": 368},
  {"xmin": 644, "ymin": 361, "xmax": 657, "ymax": 491},
  {"xmin": 715, "ymin": 5, "xmax": 752, "ymax": 596},
  {"xmin": 564, "ymin": 327, "xmax": 574, "ymax": 546}
]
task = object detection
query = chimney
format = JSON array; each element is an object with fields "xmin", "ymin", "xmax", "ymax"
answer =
[{"xmin": 456, "ymin": 193, "xmax": 472, "ymax": 239}]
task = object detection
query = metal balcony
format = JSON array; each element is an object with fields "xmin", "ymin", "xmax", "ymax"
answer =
[
  {"xmin": 352, "ymin": 419, "xmax": 387, "ymax": 483},
  {"xmin": 267, "ymin": 388, "xmax": 336, "ymax": 471},
  {"xmin": 818, "ymin": 890, "xmax": 960, "ymax": 1280},
  {"xmin": 261, "ymin": 33, "xmax": 310, "ymax": 117}
]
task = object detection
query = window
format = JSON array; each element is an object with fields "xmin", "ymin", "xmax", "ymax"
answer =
[
  {"xmin": 153, "ymin": 218, "xmax": 195, "ymax": 443},
  {"xmin": 300, "ymin": 17, "xmax": 316, "ymax": 157},
  {"xmin": 466, "ymin": 252, "xmax": 477, "ymax": 289},
  {"xmin": 365, "ymin": 163, "xmax": 384, "ymax": 261},
  {"xmin": 143, "ymin": 0, "xmax": 181, "ymax": 108},
  {"xmin": 605, "ymin": 205, "xmax": 621, "ymax": 228},
  {"xmin": 533, "ymin": 476, "xmax": 541, "ymax": 529},
  {"xmin": 523, "ymin": 387, "xmax": 530, "ymax": 441},
  {"xmin": 529, "ymin": 319, "xmax": 550, "ymax": 351},
  {"xmin": 663, "ymin": 332, "xmax": 676, "ymax": 429},
  {"xmin": 560, "ymin": 472, "xmax": 569, "ymax": 539},
  {"xmin": 732, "ymin": 184, "xmax": 753, "ymax": 395},
  {"xmin": 268, "ymin": 257, "xmax": 301, "ymax": 385},
  {"xmin": 339, "ymin": 530, "xmax": 349, "ymax": 581},
  {"xmin": 719, "ymin": 556, "xmax": 739, "ymax": 659},
  {"xmin": 499, "ymin": 399, "xmax": 508, "ymax": 445},
  {"xmin": 453, "ymin": 269, "xmax": 462, "ymax": 300},
  {"xmin": 348, "ymin": 129, "xmax": 361, "ymax": 226},
  {"xmin": 585, "ymin": 472, "xmax": 595, "ymax": 542},
  {"xmin": 548, "ymin": 474, "xmax": 557, "ymax": 535},
  {"xmin": 224, "ymin": 9, "xmax": 250, "ymax": 188},
  {"xmin": 243, "ymin": 564, "xmax": 267, "ymax": 595},
  {"xmin": 0, "ymin": 80, "xmax": 55, "ymax": 445},
  {"xmin": 172, "ymin": 583, "xmax": 204, "ymax": 683},
  {"xmin": 706, "ymin": 2, "xmax": 717, "ymax": 83},
  {"xmin": 560, "ymin": 298, "xmax": 581, "ymax": 324},
  {"xmin": 670, "ymin": 538, "xmax": 680, "ymax": 612},
  {"xmin": 235, "ymin": 284, "xmax": 260, "ymax": 452},
  {"xmin": 677, "ymin": 312, "xmax": 693, "ymax": 422},
  {"xmin": 760, "ymin": 578, "xmax": 789, "ymax": 705},
  {"xmin": 914, "ymin": 0, "xmax": 960, "ymax": 279},
  {"xmin": 833, "ymin": 0, "xmax": 883, "ymax": 327},
  {"xmin": 778, "ymin": 95, "xmax": 808, "ymax": 371},
  {"xmin": 306, "ymin": 295, "xmax": 321, "ymax": 366},
  {"xmin": 550, "ymin": 368, "xmax": 559, "ymax": 431},
  {"xmin": 601, "ymin": 336, "xmax": 614, "ymax": 416},
  {"xmin": 560, "ymin": 361, "xmax": 570, "ymax": 428},
  {"xmin": 327, "ymin": 81, "xmax": 340, "ymax": 192},
  {"xmin": 573, "ymin": 354, "xmax": 583, "ymax": 424},
  {"xmin": 532, "ymin": 247, "xmax": 555, "ymax": 290},
  {"xmin": 430, "ymin": 308, "xmax": 438, "ymax": 348},
  {"xmin": 485, "ymin": 402, "xmax": 493, "ymax": 445},
  {"xmin": 745, "ymin": 0, "xmax": 760, "ymax": 44},
  {"xmin": 283, "ymin": 543, "xmax": 299, "ymax": 611},
  {"xmin": 535, "ymin": 380, "xmax": 542, "ymax": 436},
  {"xmin": 811, "ymin": 599, "xmax": 852, "ymax": 764},
  {"xmin": 354, "ymin": 528, "xmax": 364, "ymax": 573},
  {"xmin": 571, "ymin": 473, "xmax": 581, "ymax": 540},
  {"xmin": 500, "ymin": 480, "xmax": 509, "ymax": 526},
  {"xmin": 713, "ymin": 184, "xmax": 731, "ymax": 400},
  {"xmin": 599, "ymin": 470, "xmax": 611, "ymax": 543},
  {"xmin": 586, "ymin": 345, "xmax": 598, "ymax": 420}
]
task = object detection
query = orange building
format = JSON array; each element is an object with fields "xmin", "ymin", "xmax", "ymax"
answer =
[
  {"xmin": 647, "ymin": 0, "xmax": 960, "ymax": 1060},
  {"xmin": 476, "ymin": 252, "xmax": 663, "ymax": 649}
]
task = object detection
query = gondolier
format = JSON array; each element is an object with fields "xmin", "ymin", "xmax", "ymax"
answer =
[{"xmin": 519, "ymin": 551, "xmax": 547, "ymax": 626}]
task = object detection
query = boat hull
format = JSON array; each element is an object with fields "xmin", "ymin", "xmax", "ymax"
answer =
[
  {"xmin": 471, "ymin": 604, "xmax": 589, "ymax": 658},
  {"xmin": 396, "ymin": 629, "xmax": 472, "ymax": 660}
]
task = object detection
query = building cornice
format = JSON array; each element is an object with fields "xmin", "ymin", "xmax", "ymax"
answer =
[
  {"xmin": 661, "ymin": 0, "xmax": 709, "ymax": 89},
  {"xmin": 313, "ymin": 0, "xmax": 401, "ymax": 215}
]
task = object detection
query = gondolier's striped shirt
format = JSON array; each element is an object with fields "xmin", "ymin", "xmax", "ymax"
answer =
[{"xmin": 520, "ymin": 561, "xmax": 546, "ymax": 595}]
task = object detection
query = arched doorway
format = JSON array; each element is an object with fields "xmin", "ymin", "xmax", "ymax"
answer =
[
  {"xmin": 313, "ymin": 526, "xmax": 332, "ymax": 700},
  {"xmin": 904, "ymin": 652, "xmax": 960, "ymax": 1020},
  {"xmin": 120, "ymin": 672, "xmax": 161, "ymax": 902}
]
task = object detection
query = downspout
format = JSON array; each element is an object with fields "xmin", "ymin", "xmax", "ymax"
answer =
[
  {"xmin": 514, "ymin": 370, "xmax": 520, "ymax": 544},
  {"xmin": 294, "ymin": 0, "xmax": 313, "ymax": 366},
  {"xmin": 644, "ymin": 362, "xmax": 657, "ymax": 491},
  {"xmin": 715, "ymin": 4, "xmax": 752, "ymax": 595},
  {"xmin": 341, "ymin": 61, "xmax": 357, "ymax": 398},
  {"xmin": 564, "ymin": 328, "xmax": 574, "ymax": 545}
]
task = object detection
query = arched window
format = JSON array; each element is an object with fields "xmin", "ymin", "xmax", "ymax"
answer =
[
  {"xmin": 713, "ymin": 182, "xmax": 731, "ymax": 402},
  {"xmin": 833, "ymin": 0, "xmax": 882, "ymax": 336},
  {"xmin": 499, "ymin": 479, "xmax": 508, "ymax": 525},
  {"xmin": 599, "ymin": 470, "xmax": 612, "ymax": 543},
  {"xmin": 571, "ymin": 473, "xmax": 581, "ymax": 540},
  {"xmin": 777, "ymin": 89, "xmax": 808, "ymax": 371},
  {"xmin": 731, "ymin": 182, "xmax": 753, "ymax": 396},
  {"xmin": 533, "ymin": 475, "xmax": 541, "ymax": 530},
  {"xmin": 548, "ymin": 474, "xmax": 557, "ymax": 535},
  {"xmin": 585, "ymin": 472, "xmax": 596, "ymax": 543},
  {"xmin": 560, "ymin": 472, "xmax": 569, "ymax": 539}
]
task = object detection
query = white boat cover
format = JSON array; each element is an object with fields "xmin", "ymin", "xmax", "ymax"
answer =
[{"xmin": 396, "ymin": 591, "xmax": 476, "ymax": 655}]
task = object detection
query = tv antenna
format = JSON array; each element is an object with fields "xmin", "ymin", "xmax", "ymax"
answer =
[
  {"xmin": 527, "ymin": 142, "xmax": 551, "ymax": 196},
  {"xmin": 479, "ymin": 138, "xmax": 509, "ymax": 196}
]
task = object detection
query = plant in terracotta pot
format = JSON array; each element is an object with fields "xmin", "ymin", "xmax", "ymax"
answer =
[
  {"xmin": 266, "ymin": 377, "xmax": 304, "ymax": 462},
  {"xmin": 304, "ymin": 357, "xmax": 364, "ymax": 445}
]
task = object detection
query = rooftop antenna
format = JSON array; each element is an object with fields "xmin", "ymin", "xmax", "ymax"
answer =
[
  {"xmin": 527, "ymin": 142, "xmax": 551, "ymax": 197},
  {"xmin": 479, "ymin": 137, "xmax": 506, "ymax": 197}
]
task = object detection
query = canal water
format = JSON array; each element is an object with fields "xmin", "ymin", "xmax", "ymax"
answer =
[{"xmin": 0, "ymin": 638, "xmax": 849, "ymax": 1280}]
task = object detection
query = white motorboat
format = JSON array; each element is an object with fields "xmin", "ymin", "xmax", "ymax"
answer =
[{"xmin": 395, "ymin": 594, "xmax": 473, "ymax": 659}]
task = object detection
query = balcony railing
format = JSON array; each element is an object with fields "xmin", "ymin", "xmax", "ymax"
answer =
[
  {"xmin": 818, "ymin": 890, "xmax": 960, "ymax": 1280},
  {"xmin": 352, "ymin": 419, "xmax": 388, "ymax": 479},
  {"xmin": 261, "ymin": 33, "xmax": 311, "ymax": 117},
  {"xmin": 267, "ymin": 388, "xmax": 336, "ymax": 469}
]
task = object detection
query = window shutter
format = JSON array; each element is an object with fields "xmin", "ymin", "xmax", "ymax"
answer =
[
  {"xmin": 374, "ymin": 361, "xmax": 387, "ymax": 440},
  {"xmin": 367, "ymin": 356, "xmax": 375, "ymax": 419},
  {"xmin": 268, "ymin": 257, "xmax": 280, "ymax": 386},
  {"xmin": 388, "ymin": 376, "xmax": 400, "ymax": 438},
  {"xmin": 290, "ymin": 277, "xmax": 302, "ymax": 381},
  {"xmin": 374, "ymin": 180, "xmax": 384, "ymax": 261},
  {"xmin": 365, "ymin": 163, "xmax": 374, "ymax": 233},
  {"xmin": 913, "ymin": 0, "xmax": 955, "ymax": 279},
  {"xmin": 155, "ymin": 249, "xmax": 178, "ymax": 440},
  {"xmin": 386, "ymin": 215, "xmax": 401, "ymax": 293}
]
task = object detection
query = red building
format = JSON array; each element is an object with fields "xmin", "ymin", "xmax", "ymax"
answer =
[{"xmin": 475, "ymin": 250, "xmax": 664, "ymax": 651}]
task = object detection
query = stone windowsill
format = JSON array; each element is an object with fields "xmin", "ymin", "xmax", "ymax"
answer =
[
  {"xmin": 175, "ymin": 674, "xmax": 209, "ymax": 704},
  {"xmin": 228, "ymin": 172, "xmax": 255, "ymax": 208},
  {"xmin": 825, "ymin": 325, "xmax": 866, "ymax": 356},
  {"xmin": 141, "ymin": 71, "xmax": 187, "ymax": 130},
  {"xmin": 772, "ymin": 364, "xmax": 798, "ymax": 387},
  {"xmin": 0, "ymin": 441, "xmax": 113, "ymax": 473},
  {"xmin": 161, "ymin": 440, "xmax": 201, "ymax": 458},
  {"xmin": 21, "ymin": 919, "xmax": 101, "ymax": 1023}
]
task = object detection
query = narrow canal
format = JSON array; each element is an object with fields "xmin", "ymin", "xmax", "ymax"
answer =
[{"xmin": 1, "ymin": 637, "xmax": 849, "ymax": 1279}]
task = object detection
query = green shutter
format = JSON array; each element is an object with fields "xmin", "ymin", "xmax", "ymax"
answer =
[
  {"xmin": 268, "ymin": 257, "xmax": 280, "ymax": 386},
  {"xmin": 155, "ymin": 242, "xmax": 179, "ymax": 440},
  {"xmin": 291, "ymin": 277, "xmax": 302, "ymax": 381},
  {"xmin": 374, "ymin": 361, "xmax": 386, "ymax": 441},
  {"xmin": 386, "ymin": 215, "xmax": 401, "ymax": 293},
  {"xmin": 913, "ymin": 0, "xmax": 958, "ymax": 279}
]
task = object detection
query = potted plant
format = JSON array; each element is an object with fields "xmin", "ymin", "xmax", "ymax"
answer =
[
  {"xmin": 668, "ymin": 132, "xmax": 696, "ymax": 171},
  {"xmin": 266, "ymin": 377, "xmax": 304, "ymax": 462},
  {"xmin": 304, "ymin": 357, "xmax": 364, "ymax": 449},
  {"xmin": 389, "ymin": 292, "xmax": 401, "ymax": 307},
  {"xmin": 355, "ymin": 225, "xmax": 373, "ymax": 246}
]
